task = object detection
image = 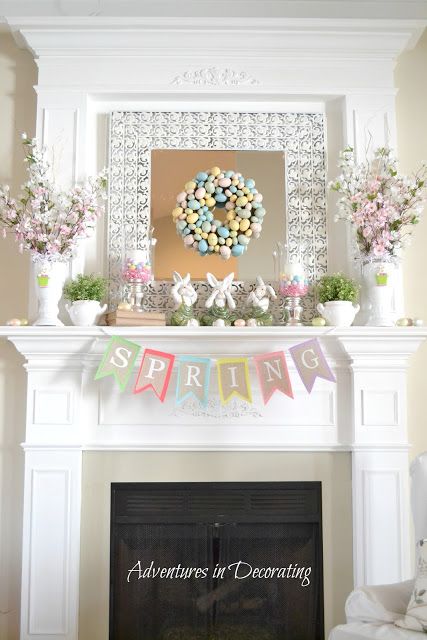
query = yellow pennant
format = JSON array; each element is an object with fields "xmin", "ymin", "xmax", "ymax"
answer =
[{"xmin": 217, "ymin": 358, "xmax": 252, "ymax": 405}]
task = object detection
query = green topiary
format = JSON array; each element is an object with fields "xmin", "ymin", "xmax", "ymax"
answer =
[
  {"xmin": 317, "ymin": 272, "xmax": 359, "ymax": 304},
  {"xmin": 63, "ymin": 273, "xmax": 107, "ymax": 302}
]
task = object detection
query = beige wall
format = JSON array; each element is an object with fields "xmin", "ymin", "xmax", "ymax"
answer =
[
  {"xmin": 0, "ymin": 26, "xmax": 427, "ymax": 640},
  {"xmin": 0, "ymin": 33, "xmax": 37, "ymax": 640},
  {"xmin": 79, "ymin": 451, "xmax": 352, "ymax": 639},
  {"xmin": 395, "ymin": 28, "xmax": 427, "ymax": 461}
]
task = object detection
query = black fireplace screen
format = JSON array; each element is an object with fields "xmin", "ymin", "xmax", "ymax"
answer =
[{"xmin": 110, "ymin": 482, "xmax": 324, "ymax": 640}]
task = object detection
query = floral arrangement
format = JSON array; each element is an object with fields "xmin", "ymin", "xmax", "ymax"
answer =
[
  {"xmin": 330, "ymin": 146, "xmax": 427, "ymax": 259},
  {"xmin": 0, "ymin": 134, "xmax": 107, "ymax": 264},
  {"xmin": 317, "ymin": 273, "xmax": 359, "ymax": 304},
  {"xmin": 63, "ymin": 274, "xmax": 107, "ymax": 303}
]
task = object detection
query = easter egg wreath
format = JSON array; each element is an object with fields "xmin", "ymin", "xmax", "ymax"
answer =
[{"xmin": 172, "ymin": 167, "xmax": 266, "ymax": 260}]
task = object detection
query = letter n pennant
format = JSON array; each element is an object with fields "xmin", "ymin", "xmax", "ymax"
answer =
[
  {"xmin": 254, "ymin": 351, "xmax": 293, "ymax": 404},
  {"xmin": 94, "ymin": 336, "xmax": 140, "ymax": 392},
  {"xmin": 133, "ymin": 349, "xmax": 175, "ymax": 402},
  {"xmin": 176, "ymin": 356, "xmax": 211, "ymax": 406},
  {"xmin": 289, "ymin": 338, "xmax": 336, "ymax": 393},
  {"xmin": 217, "ymin": 358, "xmax": 252, "ymax": 405}
]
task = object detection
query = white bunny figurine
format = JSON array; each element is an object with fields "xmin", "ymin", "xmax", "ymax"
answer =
[
  {"xmin": 245, "ymin": 276, "xmax": 277, "ymax": 326},
  {"xmin": 201, "ymin": 272, "xmax": 237, "ymax": 326},
  {"xmin": 246, "ymin": 276, "xmax": 277, "ymax": 312},
  {"xmin": 170, "ymin": 271, "xmax": 199, "ymax": 326}
]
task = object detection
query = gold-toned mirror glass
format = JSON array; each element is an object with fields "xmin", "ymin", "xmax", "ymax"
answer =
[{"xmin": 151, "ymin": 150, "xmax": 286, "ymax": 281}]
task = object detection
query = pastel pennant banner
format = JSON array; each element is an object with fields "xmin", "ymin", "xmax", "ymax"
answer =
[
  {"xmin": 133, "ymin": 349, "xmax": 175, "ymax": 401},
  {"xmin": 289, "ymin": 338, "xmax": 336, "ymax": 393},
  {"xmin": 254, "ymin": 351, "xmax": 293, "ymax": 404},
  {"xmin": 217, "ymin": 358, "xmax": 252, "ymax": 405},
  {"xmin": 176, "ymin": 356, "xmax": 211, "ymax": 406},
  {"xmin": 94, "ymin": 336, "xmax": 141, "ymax": 392}
]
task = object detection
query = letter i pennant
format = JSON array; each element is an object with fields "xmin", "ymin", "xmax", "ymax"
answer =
[
  {"xmin": 133, "ymin": 349, "xmax": 175, "ymax": 402},
  {"xmin": 217, "ymin": 358, "xmax": 252, "ymax": 404},
  {"xmin": 254, "ymin": 351, "xmax": 293, "ymax": 404},
  {"xmin": 176, "ymin": 356, "xmax": 211, "ymax": 406}
]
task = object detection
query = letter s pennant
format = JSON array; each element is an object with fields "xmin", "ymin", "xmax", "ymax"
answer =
[
  {"xmin": 133, "ymin": 349, "xmax": 175, "ymax": 402},
  {"xmin": 95, "ymin": 336, "xmax": 140, "ymax": 392}
]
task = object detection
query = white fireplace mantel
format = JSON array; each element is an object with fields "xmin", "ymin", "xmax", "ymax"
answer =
[{"xmin": 0, "ymin": 325, "xmax": 426, "ymax": 640}]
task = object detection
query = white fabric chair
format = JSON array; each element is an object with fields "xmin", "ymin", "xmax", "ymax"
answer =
[{"xmin": 329, "ymin": 452, "xmax": 427, "ymax": 640}]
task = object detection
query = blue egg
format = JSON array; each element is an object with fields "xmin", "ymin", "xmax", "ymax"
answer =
[
  {"xmin": 199, "ymin": 215, "xmax": 206, "ymax": 222},
  {"xmin": 182, "ymin": 228, "xmax": 191, "ymax": 236},
  {"xmin": 256, "ymin": 207, "xmax": 266, "ymax": 218},
  {"xmin": 177, "ymin": 220, "xmax": 187, "ymax": 231},
  {"xmin": 194, "ymin": 233, "xmax": 202, "ymax": 241},
  {"xmin": 225, "ymin": 170, "xmax": 234, "ymax": 178},
  {"xmin": 198, "ymin": 239, "xmax": 208, "ymax": 253},
  {"xmin": 245, "ymin": 178, "xmax": 255, "ymax": 189},
  {"xmin": 217, "ymin": 226, "xmax": 230, "ymax": 238},
  {"xmin": 188, "ymin": 223, "xmax": 196, "ymax": 230},
  {"xmin": 215, "ymin": 193, "xmax": 227, "ymax": 203},
  {"xmin": 188, "ymin": 199, "xmax": 200, "ymax": 210},
  {"xmin": 231, "ymin": 244, "xmax": 245, "ymax": 257},
  {"xmin": 196, "ymin": 171, "xmax": 208, "ymax": 182},
  {"xmin": 236, "ymin": 190, "xmax": 243, "ymax": 196},
  {"xmin": 214, "ymin": 219, "xmax": 223, "ymax": 228},
  {"xmin": 251, "ymin": 188, "xmax": 258, "ymax": 194},
  {"xmin": 203, "ymin": 206, "xmax": 209, "ymax": 212},
  {"xmin": 230, "ymin": 186, "xmax": 237, "ymax": 193},
  {"xmin": 252, "ymin": 202, "xmax": 261, "ymax": 209},
  {"xmin": 206, "ymin": 212, "xmax": 214, "ymax": 222},
  {"xmin": 215, "ymin": 186, "xmax": 223, "ymax": 194}
]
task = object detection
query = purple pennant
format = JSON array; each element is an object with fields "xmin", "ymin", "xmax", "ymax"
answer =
[{"xmin": 289, "ymin": 338, "xmax": 336, "ymax": 393}]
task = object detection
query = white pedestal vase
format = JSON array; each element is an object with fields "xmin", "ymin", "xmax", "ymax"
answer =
[
  {"xmin": 361, "ymin": 260, "xmax": 397, "ymax": 327},
  {"xmin": 33, "ymin": 260, "xmax": 68, "ymax": 326}
]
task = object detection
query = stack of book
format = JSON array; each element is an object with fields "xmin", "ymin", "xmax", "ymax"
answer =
[{"xmin": 106, "ymin": 309, "xmax": 166, "ymax": 326}]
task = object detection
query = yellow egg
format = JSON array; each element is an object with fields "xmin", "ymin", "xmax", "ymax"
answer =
[
  {"xmin": 185, "ymin": 181, "xmax": 196, "ymax": 191},
  {"xmin": 201, "ymin": 232, "xmax": 208, "ymax": 239},
  {"xmin": 229, "ymin": 230, "xmax": 237, "ymax": 238},
  {"xmin": 312, "ymin": 317, "xmax": 326, "ymax": 327},
  {"xmin": 230, "ymin": 194, "xmax": 237, "ymax": 202},
  {"xmin": 20, "ymin": 318, "xmax": 29, "ymax": 326},
  {"xmin": 199, "ymin": 198, "xmax": 206, "ymax": 206},
  {"xmin": 225, "ymin": 238, "xmax": 233, "ymax": 246},
  {"xmin": 245, "ymin": 229, "xmax": 252, "ymax": 237},
  {"xmin": 214, "ymin": 244, "xmax": 220, "ymax": 252},
  {"xmin": 208, "ymin": 233, "xmax": 218, "ymax": 246},
  {"xmin": 205, "ymin": 197, "xmax": 216, "ymax": 208},
  {"xmin": 172, "ymin": 207, "xmax": 183, "ymax": 218},
  {"xmin": 236, "ymin": 196, "xmax": 248, "ymax": 207},
  {"xmin": 226, "ymin": 211, "xmax": 236, "ymax": 221},
  {"xmin": 118, "ymin": 302, "xmax": 132, "ymax": 311},
  {"xmin": 194, "ymin": 227, "xmax": 202, "ymax": 234},
  {"xmin": 247, "ymin": 193, "xmax": 254, "ymax": 202},
  {"xmin": 186, "ymin": 213, "xmax": 199, "ymax": 224},
  {"xmin": 242, "ymin": 187, "xmax": 250, "ymax": 195},
  {"xmin": 396, "ymin": 318, "xmax": 410, "ymax": 326},
  {"xmin": 185, "ymin": 208, "xmax": 192, "ymax": 215},
  {"xmin": 231, "ymin": 179, "xmax": 239, "ymax": 186},
  {"xmin": 210, "ymin": 167, "xmax": 221, "ymax": 177}
]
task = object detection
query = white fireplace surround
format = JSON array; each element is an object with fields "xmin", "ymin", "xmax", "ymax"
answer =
[{"xmin": 2, "ymin": 6, "xmax": 427, "ymax": 639}]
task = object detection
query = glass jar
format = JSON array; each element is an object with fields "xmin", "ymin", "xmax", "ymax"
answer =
[{"xmin": 122, "ymin": 248, "xmax": 153, "ymax": 312}]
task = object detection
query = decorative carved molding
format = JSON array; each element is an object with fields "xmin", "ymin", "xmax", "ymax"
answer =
[{"xmin": 171, "ymin": 67, "xmax": 260, "ymax": 87}]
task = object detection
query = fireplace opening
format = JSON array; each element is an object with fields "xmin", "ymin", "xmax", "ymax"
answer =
[{"xmin": 110, "ymin": 482, "xmax": 324, "ymax": 639}]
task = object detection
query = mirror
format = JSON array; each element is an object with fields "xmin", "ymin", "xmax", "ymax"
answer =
[{"xmin": 150, "ymin": 150, "xmax": 286, "ymax": 280}]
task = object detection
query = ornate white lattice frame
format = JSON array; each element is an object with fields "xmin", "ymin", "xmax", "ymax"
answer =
[{"xmin": 108, "ymin": 110, "xmax": 327, "ymax": 319}]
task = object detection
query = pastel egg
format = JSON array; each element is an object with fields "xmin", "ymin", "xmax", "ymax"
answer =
[
  {"xmin": 201, "ymin": 221, "xmax": 211, "ymax": 233},
  {"xmin": 177, "ymin": 191, "xmax": 187, "ymax": 203},
  {"xmin": 188, "ymin": 200, "xmax": 200, "ymax": 210},
  {"xmin": 218, "ymin": 237, "xmax": 225, "ymax": 245},
  {"xmin": 238, "ymin": 234, "xmax": 250, "ymax": 246},
  {"xmin": 217, "ymin": 226, "xmax": 230, "ymax": 238},
  {"xmin": 118, "ymin": 302, "xmax": 132, "ymax": 311},
  {"xmin": 234, "ymin": 318, "xmax": 246, "ymax": 327},
  {"xmin": 225, "ymin": 238, "xmax": 233, "ymax": 247},
  {"xmin": 236, "ymin": 196, "xmax": 248, "ymax": 207},
  {"xmin": 239, "ymin": 209, "xmax": 251, "ymax": 219},
  {"xmin": 177, "ymin": 220, "xmax": 187, "ymax": 231},
  {"xmin": 218, "ymin": 177, "xmax": 231, "ymax": 188},
  {"xmin": 208, "ymin": 233, "xmax": 218, "ymax": 246},
  {"xmin": 220, "ymin": 245, "xmax": 231, "ymax": 260},
  {"xmin": 185, "ymin": 181, "xmax": 196, "ymax": 191},
  {"xmin": 253, "ymin": 193, "xmax": 263, "ymax": 202},
  {"xmin": 231, "ymin": 244, "xmax": 245, "ymax": 257},
  {"xmin": 396, "ymin": 318, "xmax": 410, "ymax": 326},
  {"xmin": 195, "ymin": 187, "xmax": 206, "ymax": 199},
  {"xmin": 229, "ymin": 220, "xmax": 239, "ymax": 231},
  {"xmin": 201, "ymin": 232, "xmax": 208, "ymax": 239},
  {"xmin": 312, "ymin": 317, "xmax": 326, "ymax": 327},
  {"xmin": 210, "ymin": 166, "xmax": 221, "ymax": 177},
  {"xmin": 205, "ymin": 197, "xmax": 216, "ymax": 208},
  {"xmin": 196, "ymin": 171, "xmax": 208, "ymax": 182},
  {"xmin": 172, "ymin": 207, "xmax": 183, "ymax": 218},
  {"xmin": 239, "ymin": 219, "xmax": 250, "ymax": 231},
  {"xmin": 225, "ymin": 201, "xmax": 235, "ymax": 211},
  {"xmin": 245, "ymin": 178, "xmax": 255, "ymax": 189},
  {"xmin": 198, "ymin": 239, "xmax": 208, "ymax": 253},
  {"xmin": 186, "ymin": 213, "xmax": 199, "ymax": 224},
  {"xmin": 184, "ymin": 235, "xmax": 194, "ymax": 246},
  {"xmin": 413, "ymin": 318, "xmax": 424, "ymax": 326},
  {"xmin": 247, "ymin": 318, "xmax": 258, "ymax": 327},
  {"xmin": 255, "ymin": 207, "xmax": 266, "ymax": 218},
  {"xmin": 20, "ymin": 318, "xmax": 29, "ymax": 326},
  {"xmin": 205, "ymin": 182, "xmax": 215, "ymax": 194},
  {"xmin": 6, "ymin": 318, "xmax": 21, "ymax": 326}
]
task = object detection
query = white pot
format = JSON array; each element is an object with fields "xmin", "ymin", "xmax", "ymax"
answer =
[
  {"xmin": 317, "ymin": 301, "xmax": 360, "ymax": 327},
  {"xmin": 361, "ymin": 260, "xmax": 396, "ymax": 327},
  {"xmin": 66, "ymin": 300, "xmax": 107, "ymax": 326},
  {"xmin": 33, "ymin": 260, "xmax": 68, "ymax": 326}
]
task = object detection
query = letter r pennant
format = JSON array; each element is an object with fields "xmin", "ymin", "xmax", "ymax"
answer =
[{"xmin": 176, "ymin": 356, "xmax": 211, "ymax": 406}]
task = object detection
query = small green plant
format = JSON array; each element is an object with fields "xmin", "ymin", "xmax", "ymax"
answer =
[
  {"xmin": 63, "ymin": 274, "xmax": 107, "ymax": 302},
  {"xmin": 317, "ymin": 272, "xmax": 359, "ymax": 303}
]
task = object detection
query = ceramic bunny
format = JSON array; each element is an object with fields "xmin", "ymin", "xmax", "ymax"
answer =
[
  {"xmin": 201, "ymin": 272, "xmax": 237, "ymax": 326},
  {"xmin": 245, "ymin": 276, "xmax": 277, "ymax": 326},
  {"xmin": 170, "ymin": 271, "xmax": 199, "ymax": 326}
]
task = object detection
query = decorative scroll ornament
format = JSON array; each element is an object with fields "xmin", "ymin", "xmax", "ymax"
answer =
[{"xmin": 171, "ymin": 67, "xmax": 260, "ymax": 87}]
